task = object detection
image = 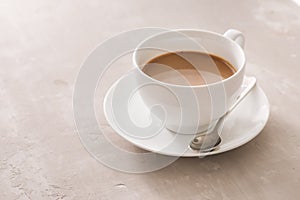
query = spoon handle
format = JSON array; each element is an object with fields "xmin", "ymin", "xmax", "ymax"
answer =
[{"xmin": 227, "ymin": 76, "xmax": 256, "ymax": 114}]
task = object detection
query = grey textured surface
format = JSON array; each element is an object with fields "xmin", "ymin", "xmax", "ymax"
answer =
[{"xmin": 1, "ymin": 0, "xmax": 300, "ymax": 199}]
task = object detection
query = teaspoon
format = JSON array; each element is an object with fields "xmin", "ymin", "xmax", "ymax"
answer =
[{"xmin": 189, "ymin": 77, "xmax": 257, "ymax": 152}]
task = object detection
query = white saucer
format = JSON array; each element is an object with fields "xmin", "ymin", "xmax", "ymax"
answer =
[{"xmin": 103, "ymin": 70, "xmax": 270, "ymax": 157}]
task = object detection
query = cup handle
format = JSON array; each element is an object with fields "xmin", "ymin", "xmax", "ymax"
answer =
[{"xmin": 223, "ymin": 29, "xmax": 245, "ymax": 49}]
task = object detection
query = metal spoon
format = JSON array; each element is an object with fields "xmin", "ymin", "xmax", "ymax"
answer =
[{"xmin": 189, "ymin": 77, "xmax": 257, "ymax": 152}]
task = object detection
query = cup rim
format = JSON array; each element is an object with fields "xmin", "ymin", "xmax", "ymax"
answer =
[{"xmin": 132, "ymin": 29, "xmax": 246, "ymax": 88}]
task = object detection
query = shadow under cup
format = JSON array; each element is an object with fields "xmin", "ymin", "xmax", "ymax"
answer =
[{"xmin": 133, "ymin": 29, "xmax": 246, "ymax": 135}]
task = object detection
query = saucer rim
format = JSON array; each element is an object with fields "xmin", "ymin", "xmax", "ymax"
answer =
[{"xmin": 103, "ymin": 74, "xmax": 270, "ymax": 157}]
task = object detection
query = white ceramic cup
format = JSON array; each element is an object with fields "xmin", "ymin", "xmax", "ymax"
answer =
[{"xmin": 133, "ymin": 29, "xmax": 245, "ymax": 134}]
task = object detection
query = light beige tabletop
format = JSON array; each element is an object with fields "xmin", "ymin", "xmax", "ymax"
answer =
[{"xmin": 1, "ymin": 0, "xmax": 300, "ymax": 199}]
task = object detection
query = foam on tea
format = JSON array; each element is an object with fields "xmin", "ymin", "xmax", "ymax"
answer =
[{"xmin": 142, "ymin": 51, "xmax": 237, "ymax": 86}]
